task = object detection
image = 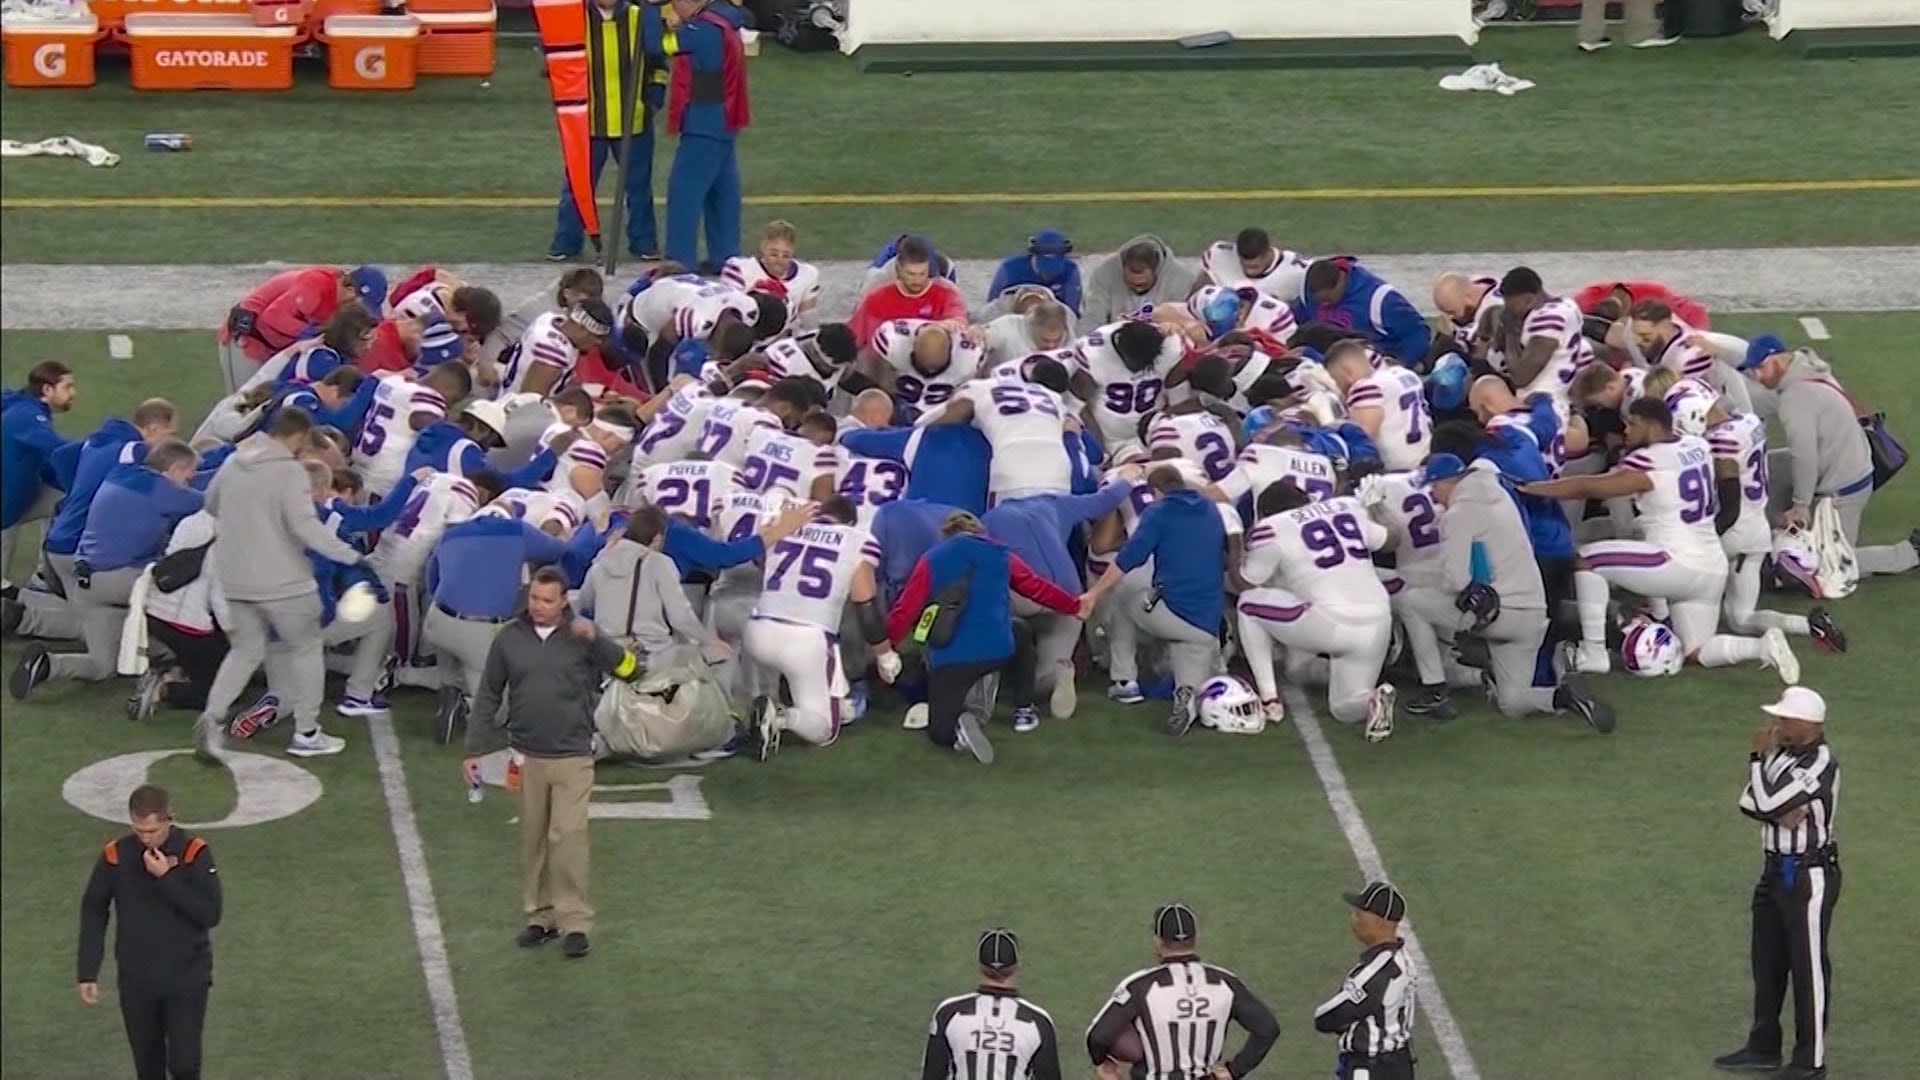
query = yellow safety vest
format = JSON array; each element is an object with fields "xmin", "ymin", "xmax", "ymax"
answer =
[{"xmin": 585, "ymin": 2, "xmax": 668, "ymax": 138}]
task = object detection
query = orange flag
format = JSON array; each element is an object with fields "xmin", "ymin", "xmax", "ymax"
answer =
[{"xmin": 533, "ymin": 0, "xmax": 601, "ymax": 250}]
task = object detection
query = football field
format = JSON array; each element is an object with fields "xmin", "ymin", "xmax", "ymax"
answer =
[{"xmin": 4, "ymin": 25, "xmax": 1920, "ymax": 1080}]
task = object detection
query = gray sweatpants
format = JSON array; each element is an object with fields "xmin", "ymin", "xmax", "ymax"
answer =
[
  {"xmin": 1106, "ymin": 587, "xmax": 1219, "ymax": 692},
  {"xmin": 47, "ymin": 564, "xmax": 143, "ymax": 683},
  {"xmin": 424, "ymin": 605, "xmax": 502, "ymax": 700},
  {"xmin": 1400, "ymin": 587, "xmax": 1557, "ymax": 718},
  {"xmin": 1011, "ymin": 595, "xmax": 1083, "ymax": 693},
  {"xmin": 200, "ymin": 593, "xmax": 326, "ymax": 736},
  {"xmin": 322, "ymin": 601, "xmax": 394, "ymax": 701},
  {"xmin": 0, "ymin": 486, "xmax": 59, "ymax": 585},
  {"xmin": 14, "ymin": 551, "xmax": 83, "ymax": 641},
  {"xmin": 1833, "ymin": 489, "xmax": 1919, "ymax": 576}
]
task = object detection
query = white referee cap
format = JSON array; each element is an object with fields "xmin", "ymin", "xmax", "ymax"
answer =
[{"xmin": 1761, "ymin": 687, "xmax": 1827, "ymax": 725}]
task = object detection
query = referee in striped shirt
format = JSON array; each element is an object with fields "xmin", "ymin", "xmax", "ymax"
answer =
[
  {"xmin": 1313, "ymin": 883, "xmax": 1419, "ymax": 1080},
  {"xmin": 1085, "ymin": 903, "xmax": 1279, "ymax": 1079},
  {"xmin": 1715, "ymin": 688, "xmax": 1841, "ymax": 1080},
  {"xmin": 922, "ymin": 929, "xmax": 1062, "ymax": 1080}
]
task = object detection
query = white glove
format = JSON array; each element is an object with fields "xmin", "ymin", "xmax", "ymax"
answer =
[
  {"xmin": 875, "ymin": 649, "xmax": 903, "ymax": 685},
  {"xmin": 1355, "ymin": 474, "xmax": 1390, "ymax": 509}
]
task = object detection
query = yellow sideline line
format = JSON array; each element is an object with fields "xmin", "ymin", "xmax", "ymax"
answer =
[{"xmin": 3, "ymin": 177, "xmax": 1918, "ymax": 210}]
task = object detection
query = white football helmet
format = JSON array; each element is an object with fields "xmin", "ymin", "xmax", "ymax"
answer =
[
  {"xmin": 1196, "ymin": 675, "xmax": 1265, "ymax": 734},
  {"xmin": 1620, "ymin": 617, "xmax": 1683, "ymax": 677},
  {"xmin": 1669, "ymin": 393, "xmax": 1713, "ymax": 438}
]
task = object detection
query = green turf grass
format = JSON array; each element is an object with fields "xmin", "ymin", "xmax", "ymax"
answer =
[
  {"xmin": 3, "ymin": 30, "xmax": 1918, "ymax": 263},
  {"xmin": 2, "ymin": 314, "xmax": 1915, "ymax": 1078}
]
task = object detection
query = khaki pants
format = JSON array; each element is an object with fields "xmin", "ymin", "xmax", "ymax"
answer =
[
  {"xmin": 518, "ymin": 754, "xmax": 595, "ymax": 935},
  {"xmin": 1580, "ymin": 0, "xmax": 1658, "ymax": 43}
]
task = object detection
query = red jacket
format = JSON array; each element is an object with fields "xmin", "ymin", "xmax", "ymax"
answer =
[
  {"xmin": 1573, "ymin": 279, "xmax": 1710, "ymax": 329},
  {"xmin": 573, "ymin": 348, "xmax": 647, "ymax": 401},
  {"xmin": 356, "ymin": 319, "xmax": 414, "ymax": 374},
  {"xmin": 222, "ymin": 267, "xmax": 341, "ymax": 363},
  {"xmin": 849, "ymin": 281, "xmax": 969, "ymax": 348}
]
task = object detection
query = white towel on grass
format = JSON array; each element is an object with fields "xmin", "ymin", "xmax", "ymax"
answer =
[
  {"xmin": 1, "ymin": 136, "xmax": 119, "ymax": 168},
  {"xmin": 1439, "ymin": 63, "xmax": 1535, "ymax": 96}
]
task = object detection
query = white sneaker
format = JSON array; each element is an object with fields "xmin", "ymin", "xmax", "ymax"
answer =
[
  {"xmin": 1578, "ymin": 38, "xmax": 1614, "ymax": 52},
  {"xmin": 1363, "ymin": 685, "xmax": 1397, "ymax": 743},
  {"xmin": 1574, "ymin": 642, "xmax": 1612, "ymax": 676},
  {"xmin": 1048, "ymin": 661, "xmax": 1077, "ymax": 719},
  {"xmin": 902, "ymin": 702, "xmax": 929, "ymax": 731},
  {"xmin": 1632, "ymin": 34, "xmax": 1681, "ymax": 48},
  {"xmin": 954, "ymin": 712, "xmax": 994, "ymax": 765},
  {"xmin": 1439, "ymin": 64, "xmax": 1501, "ymax": 92},
  {"xmin": 1762, "ymin": 628, "xmax": 1801, "ymax": 685},
  {"xmin": 287, "ymin": 728, "xmax": 347, "ymax": 757},
  {"xmin": 1262, "ymin": 699, "xmax": 1287, "ymax": 727}
]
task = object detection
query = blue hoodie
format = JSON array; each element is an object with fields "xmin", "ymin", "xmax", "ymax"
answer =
[
  {"xmin": 870, "ymin": 499, "xmax": 957, "ymax": 601},
  {"xmin": 263, "ymin": 376, "xmax": 377, "ymax": 437},
  {"xmin": 838, "ymin": 425, "xmax": 991, "ymax": 515},
  {"xmin": 987, "ymin": 253, "xmax": 1083, "ymax": 315},
  {"xmin": 427, "ymin": 514, "xmax": 569, "ymax": 620},
  {"xmin": 983, "ymin": 482, "xmax": 1132, "ymax": 591},
  {"xmin": 1289, "ymin": 258, "xmax": 1432, "ymax": 366},
  {"xmin": 1114, "ymin": 488, "xmax": 1227, "ymax": 632},
  {"xmin": 44, "ymin": 419, "xmax": 146, "ymax": 557},
  {"xmin": 76, "ymin": 462, "xmax": 205, "ymax": 572},
  {"xmin": 1, "ymin": 389, "xmax": 76, "ymax": 527},
  {"xmin": 1482, "ymin": 401, "xmax": 1574, "ymax": 560},
  {"xmin": 406, "ymin": 421, "xmax": 556, "ymax": 490}
]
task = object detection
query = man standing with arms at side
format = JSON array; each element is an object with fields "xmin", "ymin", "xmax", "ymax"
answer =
[
  {"xmin": 1715, "ymin": 688, "xmax": 1841, "ymax": 1080},
  {"xmin": 463, "ymin": 566, "xmax": 641, "ymax": 961},
  {"xmin": 546, "ymin": 0, "xmax": 667, "ymax": 262},
  {"xmin": 921, "ymin": 929, "xmax": 1063, "ymax": 1080},
  {"xmin": 656, "ymin": 0, "xmax": 749, "ymax": 273},
  {"xmin": 77, "ymin": 784, "xmax": 221, "ymax": 1080},
  {"xmin": 1313, "ymin": 883, "xmax": 1419, "ymax": 1080}
]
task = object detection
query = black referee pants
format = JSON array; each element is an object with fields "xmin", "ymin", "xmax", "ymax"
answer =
[
  {"xmin": 147, "ymin": 619, "xmax": 229, "ymax": 712},
  {"xmin": 1748, "ymin": 854, "xmax": 1841, "ymax": 1069},
  {"xmin": 1338, "ymin": 1049, "xmax": 1415, "ymax": 1080},
  {"xmin": 924, "ymin": 621, "xmax": 1038, "ymax": 749},
  {"xmin": 120, "ymin": 981, "xmax": 208, "ymax": 1080}
]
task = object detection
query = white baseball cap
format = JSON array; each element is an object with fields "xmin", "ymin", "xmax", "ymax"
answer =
[
  {"xmin": 1760, "ymin": 687, "xmax": 1827, "ymax": 725},
  {"xmin": 462, "ymin": 399, "xmax": 508, "ymax": 441}
]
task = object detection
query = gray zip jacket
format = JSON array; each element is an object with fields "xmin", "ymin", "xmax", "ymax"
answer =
[
  {"xmin": 466, "ymin": 613, "xmax": 632, "ymax": 758},
  {"xmin": 1082, "ymin": 233, "xmax": 1197, "ymax": 326},
  {"xmin": 576, "ymin": 539, "xmax": 706, "ymax": 659},
  {"xmin": 1770, "ymin": 349, "xmax": 1872, "ymax": 509},
  {"xmin": 1440, "ymin": 461, "xmax": 1547, "ymax": 610},
  {"xmin": 204, "ymin": 435, "xmax": 362, "ymax": 602}
]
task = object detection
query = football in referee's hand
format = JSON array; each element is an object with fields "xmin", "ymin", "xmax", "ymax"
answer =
[{"xmin": 1106, "ymin": 1026, "xmax": 1144, "ymax": 1063}]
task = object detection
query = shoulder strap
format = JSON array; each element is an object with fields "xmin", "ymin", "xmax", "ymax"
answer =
[
  {"xmin": 102, "ymin": 840, "xmax": 119, "ymax": 865},
  {"xmin": 183, "ymin": 837, "xmax": 207, "ymax": 864},
  {"xmin": 626, "ymin": 552, "xmax": 646, "ymax": 638}
]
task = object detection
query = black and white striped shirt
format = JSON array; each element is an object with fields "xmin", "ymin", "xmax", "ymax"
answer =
[
  {"xmin": 1739, "ymin": 739, "xmax": 1839, "ymax": 854},
  {"xmin": 1311, "ymin": 940, "xmax": 1418, "ymax": 1059},
  {"xmin": 1085, "ymin": 956, "xmax": 1279, "ymax": 1079},
  {"xmin": 922, "ymin": 987, "xmax": 1061, "ymax": 1080}
]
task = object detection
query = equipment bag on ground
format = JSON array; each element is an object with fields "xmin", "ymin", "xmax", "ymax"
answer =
[{"xmin": 594, "ymin": 644, "xmax": 735, "ymax": 761}]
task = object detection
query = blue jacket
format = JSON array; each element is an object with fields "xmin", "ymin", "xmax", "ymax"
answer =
[
  {"xmin": 889, "ymin": 533, "xmax": 1077, "ymax": 668},
  {"xmin": 310, "ymin": 483, "xmax": 416, "ymax": 624},
  {"xmin": 661, "ymin": 2, "xmax": 746, "ymax": 141},
  {"xmin": 76, "ymin": 463, "xmax": 205, "ymax": 572},
  {"xmin": 1483, "ymin": 403, "xmax": 1574, "ymax": 559},
  {"xmin": 265, "ymin": 377, "xmax": 377, "ymax": 436},
  {"xmin": 189, "ymin": 445, "xmax": 237, "ymax": 492},
  {"xmin": 839, "ymin": 425, "xmax": 991, "ymax": 516},
  {"xmin": 406, "ymin": 421, "xmax": 556, "ymax": 489},
  {"xmin": 870, "ymin": 499, "xmax": 957, "ymax": 601},
  {"xmin": 1114, "ymin": 488, "xmax": 1226, "ymax": 632},
  {"xmin": 44, "ymin": 419, "xmax": 145, "ymax": 557},
  {"xmin": 1289, "ymin": 259, "xmax": 1432, "ymax": 366},
  {"xmin": 1, "ymin": 390, "xmax": 75, "ymax": 527},
  {"xmin": 427, "ymin": 515, "xmax": 570, "ymax": 620},
  {"xmin": 983, "ymin": 482, "xmax": 1131, "ymax": 591},
  {"xmin": 663, "ymin": 517, "xmax": 763, "ymax": 578},
  {"xmin": 1066, "ymin": 429, "xmax": 1103, "ymax": 494},
  {"xmin": 988, "ymin": 254, "xmax": 1083, "ymax": 315}
]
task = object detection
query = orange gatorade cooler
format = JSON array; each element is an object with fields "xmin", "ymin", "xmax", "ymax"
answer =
[
  {"xmin": 416, "ymin": 4, "xmax": 495, "ymax": 77},
  {"xmin": 2, "ymin": 15, "xmax": 105, "ymax": 88},
  {"xmin": 123, "ymin": 14, "xmax": 300, "ymax": 90},
  {"xmin": 321, "ymin": 15, "xmax": 420, "ymax": 90},
  {"xmin": 249, "ymin": 0, "xmax": 310, "ymax": 28}
]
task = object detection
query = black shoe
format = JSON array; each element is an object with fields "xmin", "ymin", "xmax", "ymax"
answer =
[
  {"xmin": 1555, "ymin": 678, "xmax": 1615, "ymax": 734},
  {"xmin": 561, "ymin": 932, "xmax": 591, "ymax": 959},
  {"xmin": 1806, "ymin": 607, "xmax": 1846, "ymax": 653},
  {"xmin": 9, "ymin": 642, "xmax": 50, "ymax": 700},
  {"xmin": 1774, "ymin": 1066, "xmax": 1825, "ymax": 1080},
  {"xmin": 1711, "ymin": 1047, "xmax": 1780, "ymax": 1072},
  {"xmin": 1908, "ymin": 528, "xmax": 1920, "ymax": 560},
  {"xmin": 516, "ymin": 924, "xmax": 558, "ymax": 948},
  {"xmin": 1452, "ymin": 635, "xmax": 1492, "ymax": 671},
  {"xmin": 1165, "ymin": 686, "xmax": 1197, "ymax": 736},
  {"xmin": 0, "ymin": 583, "xmax": 16, "ymax": 602},
  {"xmin": 0, "ymin": 596, "xmax": 22, "ymax": 638},
  {"xmin": 1404, "ymin": 684, "xmax": 1456, "ymax": 721},
  {"xmin": 432, "ymin": 687, "xmax": 467, "ymax": 746}
]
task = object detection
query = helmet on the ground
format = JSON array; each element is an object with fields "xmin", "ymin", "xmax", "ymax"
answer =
[
  {"xmin": 1620, "ymin": 617, "xmax": 1683, "ymax": 677},
  {"xmin": 1196, "ymin": 675, "xmax": 1265, "ymax": 734}
]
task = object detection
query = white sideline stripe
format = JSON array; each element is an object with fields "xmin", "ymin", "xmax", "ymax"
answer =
[
  {"xmin": 368, "ymin": 715, "xmax": 477, "ymax": 1080},
  {"xmin": 1799, "ymin": 316, "xmax": 1831, "ymax": 341},
  {"xmin": 1284, "ymin": 687, "xmax": 1482, "ymax": 1080}
]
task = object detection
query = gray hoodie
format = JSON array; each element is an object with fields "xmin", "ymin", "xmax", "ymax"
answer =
[
  {"xmin": 1770, "ymin": 348, "xmax": 1872, "ymax": 510},
  {"xmin": 1440, "ymin": 461, "xmax": 1546, "ymax": 611},
  {"xmin": 204, "ymin": 434, "xmax": 363, "ymax": 602},
  {"xmin": 576, "ymin": 538, "xmax": 706, "ymax": 659},
  {"xmin": 1081, "ymin": 234, "xmax": 1198, "ymax": 327}
]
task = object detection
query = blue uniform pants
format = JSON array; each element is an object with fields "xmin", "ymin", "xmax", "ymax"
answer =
[
  {"xmin": 550, "ymin": 131, "xmax": 659, "ymax": 258},
  {"xmin": 664, "ymin": 132, "xmax": 740, "ymax": 271}
]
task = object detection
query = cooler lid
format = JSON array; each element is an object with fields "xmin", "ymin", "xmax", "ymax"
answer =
[
  {"xmin": 122, "ymin": 13, "xmax": 300, "ymax": 37},
  {"xmin": 414, "ymin": 5, "xmax": 496, "ymax": 28},
  {"xmin": 323, "ymin": 13, "xmax": 420, "ymax": 37},
  {"xmin": 0, "ymin": 13, "xmax": 98, "ymax": 33}
]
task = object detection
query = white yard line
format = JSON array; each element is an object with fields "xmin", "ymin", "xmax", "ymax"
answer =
[
  {"xmin": 368, "ymin": 715, "xmax": 477, "ymax": 1080},
  {"xmin": 1799, "ymin": 316, "xmax": 1831, "ymax": 341},
  {"xmin": 1283, "ymin": 688, "xmax": 1482, "ymax": 1080}
]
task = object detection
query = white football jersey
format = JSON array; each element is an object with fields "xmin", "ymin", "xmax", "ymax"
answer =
[
  {"xmin": 987, "ymin": 349, "xmax": 1076, "ymax": 385},
  {"xmin": 741, "ymin": 426, "xmax": 838, "ymax": 500},
  {"xmin": 354, "ymin": 374, "xmax": 448, "ymax": 495},
  {"xmin": 758, "ymin": 336, "xmax": 839, "ymax": 395},
  {"xmin": 1364, "ymin": 472, "xmax": 1447, "ymax": 587},
  {"xmin": 1242, "ymin": 496, "xmax": 1391, "ymax": 614},
  {"xmin": 874, "ymin": 319, "xmax": 979, "ymax": 409},
  {"xmin": 1085, "ymin": 460, "xmax": 1239, "ymax": 578},
  {"xmin": 1186, "ymin": 285, "xmax": 1298, "ymax": 342},
  {"xmin": 1619, "ymin": 436, "xmax": 1727, "ymax": 566},
  {"xmin": 1216, "ymin": 443, "xmax": 1338, "ymax": 504},
  {"xmin": 958, "ymin": 379, "xmax": 1072, "ymax": 497},
  {"xmin": 1344, "ymin": 365, "xmax": 1432, "ymax": 471},
  {"xmin": 984, "ymin": 312, "xmax": 1075, "ymax": 366},
  {"xmin": 370, "ymin": 472, "xmax": 482, "ymax": 585},
  {"xmin": 1145, "ymin": 411, "xmax": 1237, "ymax": 482},
  {"xmin": 490, "ymin": 486, "xmax": 585, "ymax": 535},
  {"xmin": 1198, "ymin": 241, "xmax": 1310, "ymax": 301},
  {"xmin": 831, "ymin": 450, "xmax": 910, "ymax": 527},
  {"xmin": 1614, "ymin": 366, "xmax": 1651, "ymax": 418},
  {"xmin": 498, "ymin": 311, "xmax": 579, "ymax": 398},
  {"xmin": 635, "ymin": 382, "xmax": 718, "ymax": 465},
  {"xmin": 709, "ymin": 488, "xmax": 786, "ymax": 544},
  {"xmin": 696, "ymin": 397, "xmax": 782, "ymax": 467},
  {"xmin": 1492, "ymin": 297, "xmax": 1591, "ymax": 417},
  {"xmin": 394, "ymin": 283, "xmax": 446, "ymax": 324},
  {"xmin": 1708, "ymin": 411, "xmax": 1771, "ymax": 554},
  {"xmin": 1643, "ymin": 319, "xmax": 1718, "ymax": 382},
  {"xmin": 1448, "ymin": 277, "xmax": 1503, "ymax": 354},
  {"xmin": 720, "ymin": 255, "xmax": 821, "ymax": 322},
  {"xmin": 637, "ymin": 459, "xmax": 738, "ymax": 529},
  {"xmin": 626, "ymin": 274, "xmax": 756, "ymax": 341},
  {"xmin": 752, "ymin": 522, "xmax": 880, "ymax": 632},
  {"xmin": 1488, "ymin": 407, "xmax": 1571, "ymax": 477},
  {"xmin": 545, "ymin": 436, "xmax": 609, "ymax": 497},
  {"xmin": 1072, "ymin": 322, "xmax": 1185, "ymax": 452}
]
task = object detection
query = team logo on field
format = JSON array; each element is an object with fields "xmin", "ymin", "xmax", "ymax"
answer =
[
  {"xmin": 354, "ymin": 45, "xmax": 386, "ymax": 80},
  {"xmin": 473, "ymin": 750, "xmax": 711, "ymax": 820},
  {"xmin": 63, "ymin": 750, "xmax": 323, "ymax": 829},
  {"xmin": 31, "ymin": 42, "xmax": 66, "ymax": 79},
  {"xmin": 155, "ymin": 49, "xmax": 270, "ymax": 68}
]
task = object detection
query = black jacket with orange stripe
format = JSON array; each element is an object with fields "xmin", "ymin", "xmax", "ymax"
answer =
[{"xmin": 77, "ymin": 828, "xmax": 222, "ymax": 992}]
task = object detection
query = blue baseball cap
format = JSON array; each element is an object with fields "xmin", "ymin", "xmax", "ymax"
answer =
[
  {"xmin": 670, "ymin": 338, "xmax": 711, "ymax": 379},
  {"xmin": 1742, "ymin": 333, "xmax": 1789, "ymax": 371},
  {"xmin": 1027, "ymin": 228, "xmax": 1074, "ymax": 281},
  {"xmin": 416, "ymin": 317, "xmax": 464, "ymax": 366},
  {"xmin": 1419, "ymin": 452, "xmax": 1467, "ymax": 485},
  {"xmin": 348, "ymin": 265, "xmax": 387, "ymax": 315},
  {"xmin": 1427, "ymin": 352, "xmax": 1469, "ymax": 411},
  {"xmin": 1242, "ymin": 404, "xmax": 1279, "ymax": 443}
]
